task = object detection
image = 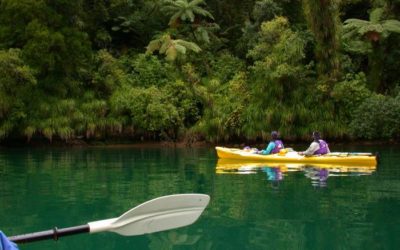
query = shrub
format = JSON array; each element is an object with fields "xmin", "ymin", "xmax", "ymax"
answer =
[
  {"xmin": 331, "ymin": 72, "xmax": 371, "ymax": 122},
  {"xmin": 350, "ymin": 94, "xmax": 400, "ymax": 139},
  {"xmin": 125, "ymin": 54, "xmax": 175, "ymax": 87}
]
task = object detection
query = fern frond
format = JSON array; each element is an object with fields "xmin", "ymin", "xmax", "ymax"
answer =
[
  {"xmin": 168, "ymin": 12, "xmax": 182, "ymax": 26},
  {"xmin": 146, "ymin": 39, "xmax": 162, "ymax": 54},
  {"xmin": 184, "ymin": 9, "xmax": 195, "ymax": 22},
  {"xmin": 192, "ymin": 6, "xmax": 214, "ymax": 20},
  {"xmin": 369, "ymin": 8, "xmax": 384, "ymax": 23},
  {"xmin": 165, "ymin": 45, "xmax": 177, "ymax": 61},
  {"xmin": 174, "ymin": 44, "xmax": 187, "ymax": 54},
  {"xmin": 358, "ymin": 23, "xmax": 383, "ymax": 35},
  {"xmin": 175, "ymin": 40, "xmax": 201, "ymax": 52},
  {"xmin": 382, "ymin": 20, "xmax": 400, "ymax": 33},
  {"xmin": 189, "ymin": 0, "xmax": 205, "ymax": 6}
]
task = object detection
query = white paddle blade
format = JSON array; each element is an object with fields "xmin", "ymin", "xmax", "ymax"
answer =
[{"xmin": 89, "ymin": 194, "xmax": 210, "ymax": 236}]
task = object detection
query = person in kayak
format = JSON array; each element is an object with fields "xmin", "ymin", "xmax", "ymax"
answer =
[
  {"xmin": 257, "ymin": 131, "xmax": 284, "ymax": 155},
  {"xmin": 299, "ymin": 131, "xmax": 330, "ymax": 156}
]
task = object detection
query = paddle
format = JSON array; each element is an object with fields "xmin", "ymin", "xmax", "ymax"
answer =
[
  {"xmin": 9, "ymin": 194, "xmax": 210, "ymax": 244},
  {"xmin": 328, "ymin": 152, "xmax": 374, "ymax": 156}
]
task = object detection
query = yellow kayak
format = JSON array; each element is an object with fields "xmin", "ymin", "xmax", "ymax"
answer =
[{"xmin": 215, "ymin": 146, "xmax": 378, "ymax": 166}]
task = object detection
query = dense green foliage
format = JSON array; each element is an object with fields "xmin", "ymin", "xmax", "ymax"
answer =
[
  {"xmin": 350, "ymin": 92, "xmax": 400, "ymax": 139},
  {"xmin": 0, "ymin": 0, "xmax": 399, "ymax": 144}
]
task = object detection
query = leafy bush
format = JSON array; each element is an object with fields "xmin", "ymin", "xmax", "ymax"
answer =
[
  {"xmin": 350, "ymin": 94, "xmax": 400, "ymax": 139},
  {"xmin": 209, "ymin": 52, "xmax": 245, "ymax": 83},
  {"xmin": 243, "ymin": 17, "xmax": 315, "ymax": 139},
  {"xmin": 163, "ymin": 80, "xmax": 203, "ymax": 128},
  {"xmin": 110, "ymin": 86, "xmax": 181, "ymax": 138},
  {"xmin": 91, "ymin": 50, "xmax": 128, "ymax": 97},
  {"xmin": 23, "ymin": 97, "xmax": 77, "ymax": 142},
  {"xmin": 192, "ymin": 72, "xmax": 249, "ymax": 142},
  {"xmin": 331, "ymin": 72, "xmax": 371, "ymax": 122},
  {"xmin": 0, "ymin": 49, "xmax": 36, "ymax": 138},
  {"xmin": 125, "ymin": 54, "xmax": 175, "ymax": 87}
]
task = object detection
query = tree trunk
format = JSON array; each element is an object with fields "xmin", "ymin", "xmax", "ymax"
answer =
[
  {"xmin": 302, "ymin": 0, "xmax": 341, "ymax": 87},
  {"xmin": 367, "ymin": 41, "xmax": 383, "ymax": 92}
]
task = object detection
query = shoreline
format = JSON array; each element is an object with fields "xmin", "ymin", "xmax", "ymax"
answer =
[{"xmin": 0, "ymin": 138, "xmax": 398, "ymax": 149}]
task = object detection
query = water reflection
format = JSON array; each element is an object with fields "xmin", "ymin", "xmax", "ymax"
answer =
[
  {"xmin": 148, "ymin": 230, "xmax": 204, "ymax": 250},
  {"xmin": 262, "ymin": 167, "xmax": 283, "ymax": 181},
  {"xmin": 0, "ymin": 147, "xmax": 398, "ymax": 250},
  {"xmin": 216, "ymin": 159, "xmax": 377, "ymax": 188},
  {"xmin": 262, "ymin": 167, "xmax": 283, "ymax": 189},
  {"xmin": 304, "ymin": 168, "xmax": 329, "ymax": 188}
]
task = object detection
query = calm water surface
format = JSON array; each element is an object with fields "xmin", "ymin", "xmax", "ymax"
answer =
[{"xmin": 0, "ymin": 145, "xmax": 399, "ymax": 249}]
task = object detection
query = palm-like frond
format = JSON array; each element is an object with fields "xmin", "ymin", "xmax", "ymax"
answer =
[
  {"xmin": 342, "ymin": 40, "xmax": 371, "ymax": 54},
  {"xmin": 165, "ymin": 45, "xmax": 178, "ymax": 61},
  {"xmin": 159, "ymin": 35, "xmax": 172, "ymax": 54},
  {"xmin": 195, "ymin": 27, "xmax": 210, "ymax": 43},
  {"xmin": 146, "ymin": 39, "xmax": 163, "ymax": 54},
  {"xmin": 189, "ymin": 0, "xmax": 205, "ymax": 6},
  {"xmin": 343, "ymin": 12, "xmax": 400, "ymax": 41},
  {"xmin": 358, "ymin": 23, "xmax": 383, "ymax": 35},
  {"xmin": 191, "ymin": 6, "xmax": 214, "ymax": 20},
  {"xmin": 146, "ymin": 34, "xmax": 201, "ymax": 61},
  {"xmin": 162, "ymin": 0, "xmax": 213, "ymax": 26},
  {"xmin": 369, "ymin": 8, "xmax": 383, "ymax": 23},
  {"xmin": 343, "ymin": 19, "xmax": 370, "ymax": 29},
  {"xmin": 175, "ymin": 39, "xmax": 201, "ymax": 52},
  {"xmin": 174, "ymin": 43, "xmax": 187, "ymax": 54},
  {"xmin": 185, "ymin": 9, "xmax": 195, "ymax": 22},
  {"xmin": 168, "ymin": 12, "xmax": 183, "ymax": 26},
  {"xmin": 382, "ymin": 20, "xmax": 400, "ymax": 33}
]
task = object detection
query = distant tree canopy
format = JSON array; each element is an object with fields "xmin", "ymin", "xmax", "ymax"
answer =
[{"xmin": 0, "ymin": 0, "xmax": 399, "ymax": 144}]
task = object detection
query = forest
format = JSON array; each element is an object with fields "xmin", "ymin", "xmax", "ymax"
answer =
[{"xmin": 0, "ymin": 0, "xmax": 400, "ymax": 145}]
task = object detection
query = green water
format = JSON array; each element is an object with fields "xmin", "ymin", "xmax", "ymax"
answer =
[{"xmin": 1, "ymin": 145, "xmax": 399, "ymax": 250}]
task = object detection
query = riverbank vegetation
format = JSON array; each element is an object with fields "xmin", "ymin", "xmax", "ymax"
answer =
[{"xmin": 0, "ymin": 0, "xmax": 399, "ymax": 145}]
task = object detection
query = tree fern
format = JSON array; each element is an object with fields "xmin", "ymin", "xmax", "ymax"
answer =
[
  {"xmin": 343, "ymin": 6, "xmax": 400, "ymax": 91},
  {"xmin": 146, "ymin": 34, "xmax": 201, "ymax": 61},
  {"xmin": 162, "ymin": 0, "xmax": 214, "ymax": 27}
]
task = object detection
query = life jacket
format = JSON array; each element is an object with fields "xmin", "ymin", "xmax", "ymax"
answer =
[
  {"xmin": 314, "ymin": 139, "xmax": 329, "ymax": 155},
  {"xmin": 271, "ymin": 140, "xmax": 284, "ymax": 154}
]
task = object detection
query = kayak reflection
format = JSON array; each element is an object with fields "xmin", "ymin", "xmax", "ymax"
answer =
[
  {"xmin": 262, "ymin": 166, "xmax": 283, "ymax": 189},
  {"xmin": 262, "ymin": 167, "xmax": 283, "ymax": 181},
  {"xmin": 216, "ymin": 159, "xmax": 377, "ymax": 188},
  {"xmin": 216, "ymin": 159, "xmax": 302, "ymax": 174},
  {"xmin": 304, "ymin": 167, "xmax": 329, "ymax": 188}
]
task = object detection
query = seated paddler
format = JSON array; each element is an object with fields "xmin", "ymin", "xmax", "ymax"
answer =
[
  {"xmin": 299, "ymin": 131, "xmax": 330, "ymax": 156},
  {"xmin": 257, "ymin": 131, "xmax": 284, "ymax": 155}
]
